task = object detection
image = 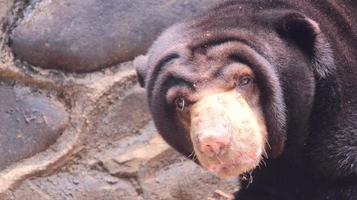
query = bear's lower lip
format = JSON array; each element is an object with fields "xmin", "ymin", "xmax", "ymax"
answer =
[
  {"xmin": 208, "ymin": 163, "xmax": 233, "ymax": 174},
  {"xmin": 206, "ymin": 153, "xmax": 260, "ymax": 177}
]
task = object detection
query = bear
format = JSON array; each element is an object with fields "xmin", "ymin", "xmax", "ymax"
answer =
[{"xmin": 135, "ymin": 1, "xmax": 357, "ymax": 199}]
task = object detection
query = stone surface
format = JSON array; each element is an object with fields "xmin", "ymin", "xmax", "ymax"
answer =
[
  {"xmin": 101, "ymin": 134, "xmax": 170, "ymax": 178},
  {"xmin": 12, "ymin": 169, "xmax": 140, "ymax": 200},
  {"xmin": 0, "ymin": 0, "xmax": 14, "ymax": 23},
  {"xmin": 1, "ymin": 0, "xmax": 243, "ymax": 195},
  {"xmin": 0, "ymin": 56, "xmax": 239, "ymax": 199},
  {"xmin": 0, "ymin": 80, "xmax": 68, "ymax": 170},
  {"xmin": 11, "ymin": 181, "xmax": 51, "ymax": 200},
  {"xmin": 94, "ymin": 85, "xmax": 151, "ymax": 141},
  {"xmin": 139, "ymin": 160, "xmax": 239, "ymax": 200},
  {"xmin": 10, "ymin": 0, "xmax": 220, "ymax": 72}
]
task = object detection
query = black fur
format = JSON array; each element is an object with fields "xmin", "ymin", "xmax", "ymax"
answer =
[{"xmin": 136, "ymin": 1, "xmax": 357, "ymax": 199}]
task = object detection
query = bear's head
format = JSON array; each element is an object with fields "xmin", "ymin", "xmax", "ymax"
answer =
[{"xmin": 136, "ymin": 7, "xmax": 334, "ymax": 178}]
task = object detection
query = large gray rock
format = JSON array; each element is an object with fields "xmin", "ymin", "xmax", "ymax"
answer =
[
  {"xmin": 0, "ymin": 80, "xmax": 69, "ymax": 170},
  {"xmin": 93, "ymin": 85, "xmax": 151, "ymax": 142},
  {"xmin": 11, "ymin": 0, "xmax": 220, "ymax": 72}
]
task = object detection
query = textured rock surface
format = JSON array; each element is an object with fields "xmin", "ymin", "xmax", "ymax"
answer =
[
  {"xmin": 0, "ymin": 0, "xmax": 14, "ymax": 23},
  {"xmin": 11, "ymin": 0, "xmax": 219, "ymax": 72},
  {"xmin": 0, "ymin": 1, "xmax": 239, "ymax": 199},
  {"xmin": 140, "ymin": 160, "xmax": 239, "ymax": 200},
  {"xmin": 101, "ymin": 134, "xmax": 170, "ymax": 178},
  {"xmin": 93, "ymin": 85, "xmax": 151, "ymax": 141},
  {"xmin": 12, "ymin": 171, "xmax": 141, "ymax": 200},
  {"xmin": 0, "ymin": 80, "xmax": 68, "ymax": 171}
]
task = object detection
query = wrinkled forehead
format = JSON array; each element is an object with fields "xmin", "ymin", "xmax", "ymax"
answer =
[
  {"xmin": 146, "ymin": 26, "xmax": 273, "ymax": 81},
  {"xmin": 155, "ymin": 39, "xmax": 258, "ymax": 90},
  {"xmin": 178, "ymin": 55, "xmax": 254, "ymax": 90},
  {"xmin": 145, "ymin": 26, "xmax": 281, "ymax": 104}
]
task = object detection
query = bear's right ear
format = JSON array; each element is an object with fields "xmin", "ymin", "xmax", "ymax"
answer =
[
  {"xmin": 134, "ymin": 55, "xmax": 149, "ymax": 88},
  {"xmin": 275, "ymin": 11, "xmax": 335, "ymax": 79}
]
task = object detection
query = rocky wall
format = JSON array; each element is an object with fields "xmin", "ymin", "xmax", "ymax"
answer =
[{"xmin": 0, "ymin": 1, "xmax": 237, "ymax": 199}]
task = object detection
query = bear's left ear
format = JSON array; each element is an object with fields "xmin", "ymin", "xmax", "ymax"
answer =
[
  {"xmin": 134, "ymin": 55, "xmax": 149, "ymax": 87},
  {"xmin": 276, "ymin": 12, "xmax": 335, "ymax": 78}
]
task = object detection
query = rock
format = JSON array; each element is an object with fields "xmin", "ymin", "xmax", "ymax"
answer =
[
  {"xmin": 10, "ymin": 0, "xmax": 220, "ymax": 72},
  {"xmin": 0, "ymin": 0, "xmax": 242, "ymax": 198},
  {"xmin": 72, "ymin": 179, "xmax": 139, "ymax": 200},
  {"xmin": 95, "ymin": 86, "xmax": 151, "ymax": 140},
  {"xmin": 0, "ymin": 0, "xmax": 14, "ymax": 23},
  {"xmin": 11, "ymin": 181, "xmax": 52, "ymax": 200},
  {"xmin": 101, "ymin": 134, "xmax": 170, "ymax": 178},
  {"xmin": 114, "ymin": 134, "xmax": 170, "ymax": 163},
  {"xmin": 0, "ymin": 80, "xmax": 68, "ymax": 170},
  {"xmin": 13, "ymin": 169, "xmax": 140, "ymax": 200},
  {"xmin": 103, "ymin": 176, "xmax": 119, "ymax": 185},
  {"xmin": 139, "ymin": 159, "xmax": 239, "ymax": 200}
]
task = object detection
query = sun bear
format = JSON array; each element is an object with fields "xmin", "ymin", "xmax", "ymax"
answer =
[{"xmin": 135, "ymin": 1, "xmax": 357, "ymax": 199}]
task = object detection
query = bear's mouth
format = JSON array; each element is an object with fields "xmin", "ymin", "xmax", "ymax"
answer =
[{"xmin": 203, "ymin": 148, "xmax": 263, "ymax": 178}]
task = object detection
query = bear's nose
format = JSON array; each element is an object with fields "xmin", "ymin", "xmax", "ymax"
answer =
[{"xmin": 199, "ymin": 136, "xmax": 230, "ymax": 157}]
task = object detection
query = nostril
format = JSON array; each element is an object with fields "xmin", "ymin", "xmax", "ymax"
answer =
[
  {"xmin": 215, "ymin": 141, "xmax": 228, "ymax": 154},
  {"xmin": 218, "ymin": 142, "xmax": 226, "ymax": 151},
  {"xmin": 199, "ymin": 137, "xmax": 230, "ymax": 157}
]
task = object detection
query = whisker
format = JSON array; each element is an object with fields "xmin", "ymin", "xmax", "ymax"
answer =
[
  {"xmin": 260, "ymin": 158, "xmax": 267, "ymax": 167},
  {"xmin": 248, "ymin": 171, "xmax": 253, "ymax": 184},
  {"xmin": 241, "ymin": 170, "xmax": 254, "ymax": 189},
  {"xmin": 265, "ymin": 137, "xmax": 272, "ymax": 153},
  {"xmin": 262, "ymin": 148, "xmax": 268, "ymax": 159},
  {"xmin": 188, "ymin": 150, "xmax": 196, "ymax": 158},
  {"xmin": 193, "ymin": 153, "xmax": 198, "ymax": 161},
  {"xmin": 189, "ymin": 150, "xmax": 199, "ymax": 162}
]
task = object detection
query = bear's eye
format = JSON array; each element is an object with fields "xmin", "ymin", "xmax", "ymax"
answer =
[
  {"xmin": 175, "ymin": 97, "xmax": 187, "ymax": 111},
  {"xmin": 237, "ymin": 76, "xmax": 253, "ymax": 87}
]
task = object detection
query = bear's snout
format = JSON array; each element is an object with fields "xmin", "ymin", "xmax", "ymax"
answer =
[{"xmin": 188, "ymin": 90, "xmax": 267, "ymax": 178}]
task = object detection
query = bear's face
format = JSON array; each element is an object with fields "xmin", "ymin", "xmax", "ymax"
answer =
[
  {"xmin": 137, "ymin": 30, "xmax": 291, "ymax": 177},
  {"xmin": 171, "ymin": 62, "xmax": 267, "ymax": 177},
  {"xmin": 137, "ymin": 36, "xmax": 284, "ymax": 178},
  {"xmin": 136, "ymin": 6, "xmax": 335, "ymax": 179}
]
